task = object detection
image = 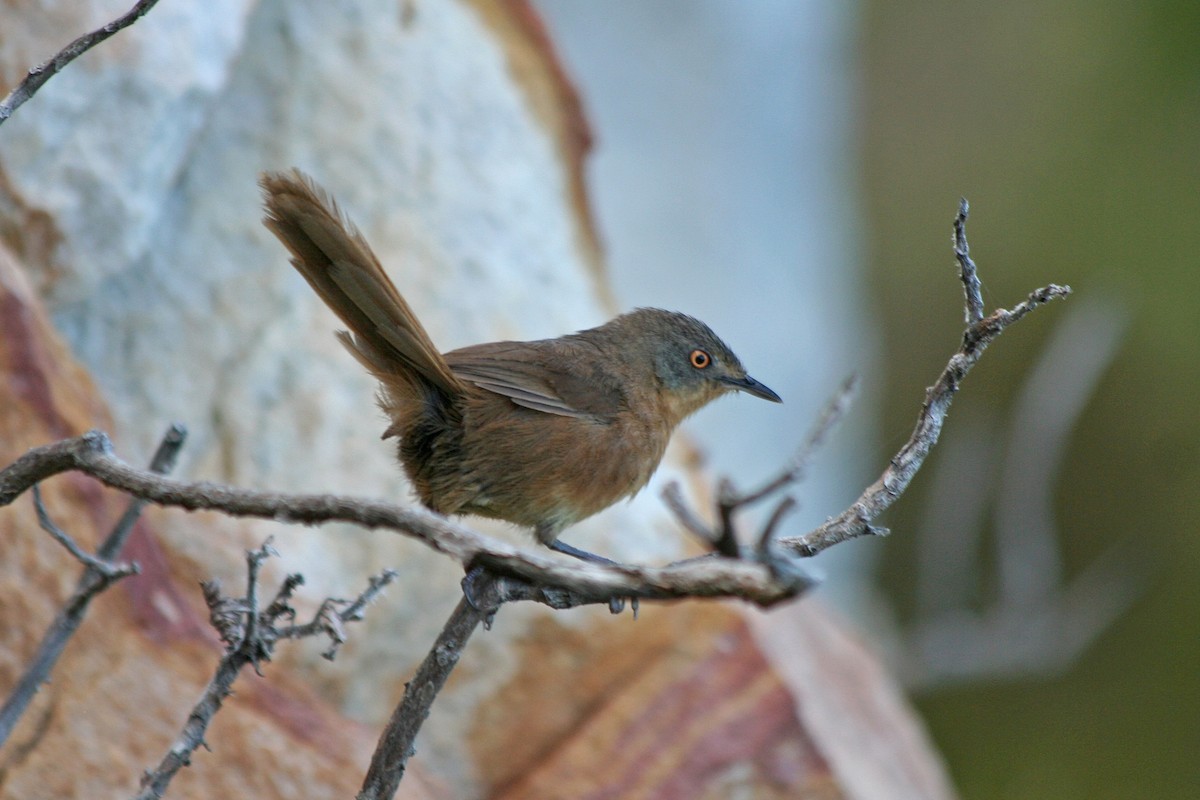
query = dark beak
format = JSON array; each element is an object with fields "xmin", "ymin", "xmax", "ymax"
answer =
[{"xmin": 724, "ymin": 374, "xmax": 782, "ymax": 403}]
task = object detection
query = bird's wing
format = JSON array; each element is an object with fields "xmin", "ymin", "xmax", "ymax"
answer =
[{"xmin": 446, "ymin": 340, "xmax": 626, "ymax": 419}]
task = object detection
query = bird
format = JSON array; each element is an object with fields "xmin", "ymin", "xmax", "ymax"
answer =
[{"xmin": 260, "ymin": 169, "xmax": 781, "ymax": 563}]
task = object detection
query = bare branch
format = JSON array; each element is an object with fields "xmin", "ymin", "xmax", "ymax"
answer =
[
  {"xmin": 357, "ymin": 568, "xmax": 602, "ymax": 800},
  {"xmin": 661, "ymin": 375, "xmax": 859, "ymax": 561},
  {"xmin": 660, "ymin": 481, "xmax": 716, "ymax": 545},
  {"xmin": 32, "ymin": 485, "xmax": 130, "ymax": 578},
  {"xmin": 0, "ymin": 203, "xmax": 1068, "ymax": 624},
  {"xmin": 738, "ymin": 374, "xmax": 860, "ymax": 509},
  {"xmin": 904, "ymin": 296, "xmax": 1134, "ymax": 687},
  {"xmin": 357, "ymin": 580, "xmax": 494, "ymax": 800},
  {"xmin": 278, "ymin": 568, "xmax": 398, "ymax": 660},
  {"xmin": 778, "ymin": 207, "xmax": 1070, "ymax": 557},
  {"xmin": 97, "ymin": 422, "xmax": 186, "ymax": 561},
  {"xmin": 0, "ymin": 0, "xmax": 163, "ymax": 126},
  {"xmin": 756, "ymin": 496, "xmax": 798, "ymax": 556},
  {"xmin": 136, "ymin": 543, "xmax": 391, "ymax": 799},
  {"xmin": 0, "ymin": 432, "xmax": 811, "ymax": 607},
  {"xmin": 0, "ymin": 424, "xmax": 184, "ymax": 748},
  {"xmin": 0, "ymin": 198, "xmax": 1070, "ymax": 797}
]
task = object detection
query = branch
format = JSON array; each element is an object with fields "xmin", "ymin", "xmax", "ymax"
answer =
[
  {"xmin": 356, "ymin": 567, "xmax": 626, "ymax": 800},
  {"xmin": 0, "ymin": 0, "xmax": 163, "ymax": 126},
  {"xmin": 357, "ymin": 577, "xmax": 500, "ymax": 800},
  {"xmin": 136, "ymin": 540, "xmax": 396, "ymax": 799},
  {"xmin": 662, "ymin": 374, "xmax": 857, "ymax": 563},
  {"xmin": 0, "ymin": 432, "xmax": 812, "ymax": 608},
  {"xmin": 0, "ymin": 206, "xmax": 1069, "ymax": 608},
  {"xmin": 278, "ymin": 569, "xmax": 398, "ymax": 660},
  {"xmin": 0, "ymin": 424, "xmax": 185, "ymax": 748},
  {"xmin": 905, "ymin": 296, "xmax": 1136, "ymax": 688},
  {"xmin": 777, "ymin": 207, "xmax": 1070, "ymax": 556}
]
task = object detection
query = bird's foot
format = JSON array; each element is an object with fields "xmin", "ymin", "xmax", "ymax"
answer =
[
  {"xmin": 461, "ymin": 565, "xmax": 500, "ymax": 629},
  {"xmin": 548, "ymin": 539, "xmax": 639, "ymax": 618}
]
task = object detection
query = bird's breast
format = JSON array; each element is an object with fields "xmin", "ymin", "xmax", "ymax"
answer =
[{"xmin": 445, "ymin": 394, "xmax": 674, "ymax": 530}]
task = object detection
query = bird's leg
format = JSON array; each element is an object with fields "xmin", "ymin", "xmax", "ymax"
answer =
[
  {"xmin": 546, "ymin": 537, "xmax": 637, "ymax": 617},
  {"xmin": 547, "ymin": 538, "xmax": 619, "ymax": 567}
]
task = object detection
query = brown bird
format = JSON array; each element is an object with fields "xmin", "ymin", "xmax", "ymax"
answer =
[{"xmin": 261, "ymin": 170, "xmax": 781, "ymax": 563}]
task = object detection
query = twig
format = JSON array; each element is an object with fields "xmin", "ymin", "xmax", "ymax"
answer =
[
  {"xmin": 904, "ymin": 296, "xmax": 1134, "ymax": 688},
  {"xmin": 136, "ymin": 543, "xmax": 395, "ymax": 799},
  {"xmin": 778, "ymin": 210, "xmax": 1070, "ymax": 556},
  {"xmin": 0, "ymin": 0, "xmax": 163, "ymax": 126},
  {"xmin": 0, "ymin": 424, "xmax": 185, "ymax": 748},
  {"xmin": 278, "ymin": 569, "xmax": 399, "ymax": 660},
  {"xmin": 357, "ymin": 567, "xmax": 608, "ymax": 800},
  {"xmin": 101, "ymin": 422, "xmax": 186, "ymax": 559},
  {"xmin": 737, "ymin": 374, "xmax": 860, "ymax": 508},
  {"xmin": 660, "ymin": 481, "xmax": 717, "ymax": 544},
  {"xmin": 661, "ymin": 374, "xmax": 858, "ymax": 560},
  {"xmin": 756, "ymin": 496, "xmax": 798, "ymax": 556},
  {"xmin": 32, "ymin": 485, "xmax": 127, "ymax": 577},
  {"xmin": 655, "ymin": 203, "xmax": 1067, "ymax": 568},
  {"xmin": 955, "ymin": 198, "xmax": 985, "ymax": 325},
  {"xmin": 0, "ymin": 204, "xmax": 1068, "ymax": 608}
]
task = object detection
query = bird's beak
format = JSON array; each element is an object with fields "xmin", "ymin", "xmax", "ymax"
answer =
[{"xmin": 723, "ymin": 374, "xmax": 782, "ymax": 403}]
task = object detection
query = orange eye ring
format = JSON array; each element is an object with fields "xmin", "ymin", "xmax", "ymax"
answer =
[{"xmin": 689, "ymin": 349, "xmax": 711, "ymax": 369}]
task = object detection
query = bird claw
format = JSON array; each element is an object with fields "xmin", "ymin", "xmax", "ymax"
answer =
[
  {"xmin": 549, "ymin": 540, "xmax": 638, "ymax": 619},
  {"xmin": 461, "ymin": 565, "xmax": 500, "ymax": 627},
  {"xmin": 607, "ymin": 596, "xmax": 639, "ymax": 618}
]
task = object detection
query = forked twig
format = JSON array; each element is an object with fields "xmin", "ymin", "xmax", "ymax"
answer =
[
  {"xmin": 662, "ymin": 374, "xmax": 859, "ymax": 561},
  {"xmin": 0, "ymin": 424, "xmax": 185, "ymax": 748},
  {"xmin": 779, "ymin": 206, "xmax": 1069, "ymax": 556},
  {"xmin": 136, "ymin": 540, "xmax": 395, "ymax": 800}
]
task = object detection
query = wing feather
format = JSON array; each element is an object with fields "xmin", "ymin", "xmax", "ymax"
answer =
[{"xmin": 447, "ymin": 340, "xmax": 625, "ymax": 419}]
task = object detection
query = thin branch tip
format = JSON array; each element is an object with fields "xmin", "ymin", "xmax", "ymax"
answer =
[
  {"xmin": 953, "ymin": 199, "xmax": 985, "ymax": 325},
  {"xmin": 0, "ymin": 0, "xmax": 164, "ymax": 126}
]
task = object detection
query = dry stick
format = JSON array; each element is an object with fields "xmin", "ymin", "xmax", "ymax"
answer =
[
  {"xmin": 736, "ymin": 374, "xmax": 861, "ymax": 509},
  {"xmin": 0, "ymin": 0, "xmax": 163, "ymax": 126},
  {"xmin": 358, "ymin": 599, "xmax": 481, "ymax": 799},
  {"xmin": 279, "ymin": 569, "xmax": 400, "ymax": 660},
  {"xmin": 0, "ymin": 424, "xmax": 186, "ymax": 748},
  {"xmin": 778, "ymin": 210, "xmax": 1070, "ymax": 557},
  {"xmin": 136, "ymin": 542, "xmax": 396, "ymax": 800},
  {"xmin": 661, "ymin": 374, "xmax": 859, "ymax": 559},
  {"xmin": 728, "ymin": 374, "xmax": 860, "ymax": 555},
  {"xmin": 0, "ymin": 435, "xmax": 808, "ymax": 607},
  {"xmin": 0, "ymin": 213, "xmax": 1069, "ymax": 610}
]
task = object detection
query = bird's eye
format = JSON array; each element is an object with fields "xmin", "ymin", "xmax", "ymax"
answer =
[{"xmin": 689, "ymin": 349, "xmax": 711, "ymax": 369}]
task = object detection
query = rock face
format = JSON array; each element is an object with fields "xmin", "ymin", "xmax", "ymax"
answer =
[{"xmin": 0, "ymin": 2, "xmax": 955, "ymax": 798}]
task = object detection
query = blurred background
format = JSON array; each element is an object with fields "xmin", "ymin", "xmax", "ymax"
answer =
[{"xmin": 535, "ymin": 2, "xmax": 1199, "ymax": 798}]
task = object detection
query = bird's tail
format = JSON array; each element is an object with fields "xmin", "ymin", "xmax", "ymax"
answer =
[{"xmin": 260, "ymin": 170, "xmax": 465, "ymax": 417}]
